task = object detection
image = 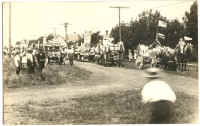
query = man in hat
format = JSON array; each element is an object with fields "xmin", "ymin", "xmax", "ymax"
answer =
[
  {"xmin": 67, "ymin": 46, "xmax": 74, "ymax": 66},
  {"xmin": 26, "ymin": 48, "xmax": 35, "ymax": 74},
  {"xmin": 35, "ymin": 48, "xmax": 48, "ymax": 80},
  {"xmin": 141, "ymin": 67, "xmax": 176, "ymax": 124}
]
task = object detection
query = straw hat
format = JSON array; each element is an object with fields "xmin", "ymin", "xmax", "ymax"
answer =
[{"xmin": 145, "ymin": 67, "xmax": 160, "ymax": 78}]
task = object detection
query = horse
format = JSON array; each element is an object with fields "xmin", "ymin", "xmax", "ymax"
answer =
[
  {"xmin": 175, "ymin": 41, "xmax": 193, "ymax": 71},
  {"xmin": 14, "ymin": 49, "xmax": 37, "ymax": 75},
  {"xmin": 135, "ymin": 44, "xmax": 153, "ymax": 69}
]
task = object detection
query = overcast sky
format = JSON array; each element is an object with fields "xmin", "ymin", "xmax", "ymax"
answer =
[{"xmin": 2, "ymin": 0, "xmax": 196, "ymax": 46}]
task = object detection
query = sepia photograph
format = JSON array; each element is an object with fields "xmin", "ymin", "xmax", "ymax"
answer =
[{"xmin": 2, "ymin": 0, "xmax": 199, "ymax": 124}]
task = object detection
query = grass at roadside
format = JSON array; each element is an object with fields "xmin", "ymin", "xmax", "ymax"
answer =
[
  {"xmin": 3, "ymin": 56, "xmax": 92, "ymax": 89},
  {"xmin": 18, "ymin": 90, "xmax": 198, "ymax": 124},
  {"xmin": 122, "ymin": 60, "xmax": 198, "ymax": 79}
]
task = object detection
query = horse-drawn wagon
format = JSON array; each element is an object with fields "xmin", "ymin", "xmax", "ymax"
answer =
[
  {"xmin": 106, "ymin": 44, "xmax": 122, "ymax": 66},
  {"xmin": 95, "ymin": 40, "xmax": 124, "ymax": 67},
  {"xmin": 44, "ymin": 42, "xmax": 62, "ymax": 64}
]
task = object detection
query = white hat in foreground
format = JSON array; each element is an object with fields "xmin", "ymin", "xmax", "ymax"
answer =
[
  {"xmin": 145, "ymin": 67, "xmax": 160, "ymax": 78},
  {"xmin": 141, "ymin": 80, "xmax": 176, "ymax": 103}
]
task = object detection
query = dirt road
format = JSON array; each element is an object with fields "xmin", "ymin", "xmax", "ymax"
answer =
[{"xmin": 3, "ymin": 62, "xmax": 198, "ymax": 124}]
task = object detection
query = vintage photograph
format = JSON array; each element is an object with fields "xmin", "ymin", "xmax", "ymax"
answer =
[{"xmin": 2, "ymin": 0, "xmax": 198, "ymax": 124}]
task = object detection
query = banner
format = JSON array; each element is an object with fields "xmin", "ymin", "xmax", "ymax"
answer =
[
  {"xmin": 157, "ymin": 33, "xmax": 165, "ymax": 39},
  {"xmin": 184, "ymin": 36, "xmax": 192, "ymax": 41},
  {"xmin": 158, "ymin": 20, "xmax": 167, "ymax": 28}
]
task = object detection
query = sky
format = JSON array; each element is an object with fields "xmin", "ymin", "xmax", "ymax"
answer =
[{"xmin": 2, "ymin": 0, "xmax": 196, "ymax": 46}]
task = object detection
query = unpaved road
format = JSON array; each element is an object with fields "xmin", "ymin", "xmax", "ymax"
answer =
[{"xmin": 3, "ymin": 62, "xmax": 198, "ymax": 124}]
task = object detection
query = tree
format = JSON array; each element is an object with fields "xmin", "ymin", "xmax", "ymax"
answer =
[
  {"xmin": 28, "ymin": 40, "xmax": 38, "ymax": 48},
  {"xmin": 46, "ymin": 34, "xmax": 54, "ymax": 42},
  {"xmin": 90, "ymin": 31, "xmax": 103, "ymax": 47},
  {"xmin": 110, "ymin": 9, "xmax": 166, "ymax": 51},
  {"xmin": 165, "ymin": 19, "xmax": 184, "ymax": 48},
  {"xmin": 183, "ymin": 1, "xmax": 198, "ymax": 60}
]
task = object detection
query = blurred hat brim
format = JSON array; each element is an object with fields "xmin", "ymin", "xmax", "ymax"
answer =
[{"xmin": 145, "ymin": 74, "xmax": 159, "ymax": 78}]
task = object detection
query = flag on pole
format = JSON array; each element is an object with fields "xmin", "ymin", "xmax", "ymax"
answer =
[
  {"xmin": 157, "ymin": 33, "xmax": 165, "ymax": 39},
  {"xmin": 184, "ymin": 36, "xmax": 192, "ymax": 41},
  {"xmin": 158, "ymin": 20, "xmax": 167, "ymax": 28}
]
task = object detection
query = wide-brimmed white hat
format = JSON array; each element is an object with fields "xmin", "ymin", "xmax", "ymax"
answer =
[{"xmin": 145, "ymin": 67, "xmax": 160, "ymax": 78}]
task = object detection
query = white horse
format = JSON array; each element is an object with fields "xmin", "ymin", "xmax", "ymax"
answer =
[
  {"xmin": 14, "ymin": 50, "xmax": 35, "ymax": 74},
  {"xmin": 135, "ymin": 44, "xmax": 151, "ymax": 69}
]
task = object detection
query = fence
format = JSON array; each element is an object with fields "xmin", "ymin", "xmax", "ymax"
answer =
[{"xmin": 177, "ymin": 63, "xmax": 198, "ymax": 72}]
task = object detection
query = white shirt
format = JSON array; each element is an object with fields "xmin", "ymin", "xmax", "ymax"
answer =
[
  {"xmin": 141, "ymin": 80, "xmax": 176, "ymax": 103},
  {"xmin": 26, "ymin": 53, "xmax": 33, "ymax": 62},
  {"xmin": 178, "ymin": 40, "xmax": 186, "ymax": 53},
  {"xmin": 14, "ymin": 54, "xmax": 21, "ymax": 67}
]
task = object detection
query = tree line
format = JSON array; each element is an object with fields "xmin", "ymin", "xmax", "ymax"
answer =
[{"xmin": 109, "ymin": 1, "xmax": 197, "ymax": 58}]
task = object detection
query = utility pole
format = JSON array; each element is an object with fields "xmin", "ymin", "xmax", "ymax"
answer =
[
  {"xmin": 64, "ymin": 22, "xmax": 70, "ymax": 42},
  {"xmin": 9, "ymin": 2, "xmax": 12, "ymax": 57},
  {"xmin": 110, "ymin": 6, "xmax": 129, "ymax": 42}
]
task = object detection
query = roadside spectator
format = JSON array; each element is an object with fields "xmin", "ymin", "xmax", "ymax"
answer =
[
  {"xmin": 141, "ymin": 67, "xmax": 176, "ymax": 124},
  {"xmin": 35, "ymin": 48, "xmax": 48, "ymax": 80},
  {"xmin": 14, "ymin": 50, "xmax": 21, "ymax": 75},
  {"xmin": 26, "ymin": 48, "xmax": 35, "ymax": 74},
  {"xmin": 67, "ymin": 46, "xmax": 74, "ymax": 66},
  {"xmin": 128, "ymin": 49, "xmax": 133, "ymax": 62}
]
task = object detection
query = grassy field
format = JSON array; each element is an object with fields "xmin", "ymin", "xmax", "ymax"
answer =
[
  {"xmin": 3, "ymin": 56, "xmax": 92, "ymax": 89},
  {"xmin": 3, "ymin": 56, "xmax": 198, "ymax": 124},
  {"xmin": 17, "ymin": 90, "xmax": 198, "ymax": 124}
]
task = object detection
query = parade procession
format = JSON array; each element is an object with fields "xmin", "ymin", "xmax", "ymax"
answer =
[
  {"xmin": 3, "ymin": 23, "xmax": 196, "ymax": 78},
  {"xmin": 2, "ymin": 0, "xmax": 198, "ymax": 125}
]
